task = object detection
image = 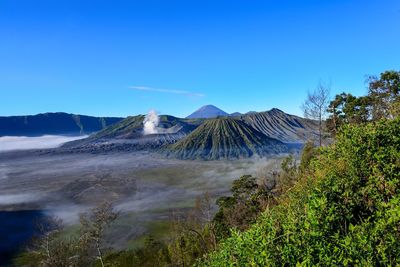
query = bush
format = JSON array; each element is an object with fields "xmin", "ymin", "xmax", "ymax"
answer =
[{"xmin": 197, "ymin": 118, "xmax": 400, "ymax": 266}]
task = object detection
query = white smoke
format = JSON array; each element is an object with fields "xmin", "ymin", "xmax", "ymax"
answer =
[{"xmin": 143, "ymin": 110, "xmax": 160, "ymax": 135}]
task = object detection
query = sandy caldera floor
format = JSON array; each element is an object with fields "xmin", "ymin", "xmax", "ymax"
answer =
[{"xmin": 0, "ymin": 150, "xmax": 282, "ymax": 249}]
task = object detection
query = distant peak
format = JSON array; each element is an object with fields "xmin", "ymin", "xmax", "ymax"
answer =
[
  {"xmin": 197, "ymin": 104, "xmax": 220, "ymax": 110},
  {"xmin": 186, "ymin": 105, "xmax": 228, "ymax": 119},
  {"xmin": 229, "ymin": 112, "xmax": 242, "ymax": 117}
]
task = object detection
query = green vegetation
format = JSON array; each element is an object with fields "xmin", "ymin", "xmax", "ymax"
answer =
[
  {"xmin": 99, "ymin": 193, "xmax": 218, "ymax": 267},
  {"xmin": 125, "ymin": 221, "xmax": 172, "ymax": 250},
  {"xmin": 326, "ymin": 70, "xmax": 400, "ymax": 135},
  {"xmin": 16, "ymin": 202, "xmax": 119, "ymax": 267},
  {"xmin": 198, "ymin": 118, "xmax": 400, "ymax": 266}
]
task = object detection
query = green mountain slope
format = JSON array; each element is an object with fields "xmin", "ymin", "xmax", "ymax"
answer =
[
  {"xmin": 165, "ymin": 118, "xmax": 289, "ymax": 160},
  {"xmin": 88, "ymin": 115, "xmax": 200, "ymax": 140},
  {"xmin": 91, "ymin": 115, "xmax": 146, "ymax": 139},
  {"xmin": 62, "ymin": 115, "xmax": 203, "ymax": 150}
]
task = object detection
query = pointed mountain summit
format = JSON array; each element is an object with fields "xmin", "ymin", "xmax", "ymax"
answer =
[{"xmin": 186, "ymin": 105, "xmax": 229, "ymax": 119}]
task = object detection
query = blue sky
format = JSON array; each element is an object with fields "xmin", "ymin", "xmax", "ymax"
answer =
[{"xmin": 1, "ymin": 0, "xmax": 399, "ymax": 118}]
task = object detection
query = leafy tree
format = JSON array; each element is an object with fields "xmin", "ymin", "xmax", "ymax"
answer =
[
  {"xmin": 213, "ymin": 147, "xmax": 318, "ymax": 243},
  {"xmin": 213, "ymin": 175, "xmax": 262, "ymax": 240},
  {"xmin": 299, "ymin": 141, "xmax": 316, "ymax": 173},
  {"xmin": 276, "ymin": 154, "xmax": 298, "ymax": 193},
  {"xmin": 167, "ymin": 192, "xmax": 217, "ymax": 267},
  {"xmin": 327, "ymin": 70, "xmax": 400, "ymax": 133},
  {"xmin": 326, "ymin": 93, "xmax": 347, "ymax": 135},
  {"xmin": 327, "ymin": 93, "xmax": 372, "ymax": 135},
  {"xmin": 368, "ymin": 70, "xmax": 400, "ymax": 119},
  {"xmin": 342, "ymin": 94, "xmax": 372, "ymax": 123},
  {"xmin": 327, "ymin": 70, "xmax": 400, "ymax": 136}
]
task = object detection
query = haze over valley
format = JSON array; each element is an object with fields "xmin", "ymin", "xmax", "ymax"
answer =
[
  {"xmin": 0, "ymin": 135, "xmax": 87, "ymax": 152},
  {"xmin": 0, "ymin": 105, "xmax": 311, "ymax": 263}
]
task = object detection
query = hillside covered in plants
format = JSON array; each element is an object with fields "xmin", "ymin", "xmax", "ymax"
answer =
[{"xmin": 198, "ymin": 117, "xmax": 400, "ymax": 266}]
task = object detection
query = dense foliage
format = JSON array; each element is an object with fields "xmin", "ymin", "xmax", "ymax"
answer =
[
  {"xmin": 197, "ymin": 118, "xmax": 400, "ymax": 266},
  {"xmin": 326, "ymin": 70, "xmax": 400, "ymax": 135},
  {"xmin": 213, "ymin": 175, "xmax": 265, "ymax": 240}
]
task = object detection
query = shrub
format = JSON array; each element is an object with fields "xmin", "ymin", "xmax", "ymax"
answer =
[{"xmin": 197, "ymin": 118, "xmax": 400, "ymax": 266}]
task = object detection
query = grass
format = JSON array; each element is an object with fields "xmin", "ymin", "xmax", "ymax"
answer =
[{"xmin": 126, "ymin": 220, "xmax": 173, "ymax": 249}]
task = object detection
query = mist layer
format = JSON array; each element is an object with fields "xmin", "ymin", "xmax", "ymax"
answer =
[{"xmin": 0, "ymin": 135, "xmax": 87, "ymax": 152}]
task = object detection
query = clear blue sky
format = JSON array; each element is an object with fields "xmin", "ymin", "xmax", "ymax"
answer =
[{"xmin": 1, "ymin": 0, "xmax": 399, "ymax": 118}]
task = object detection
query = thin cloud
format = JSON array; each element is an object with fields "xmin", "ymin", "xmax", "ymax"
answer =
[
  {"xmin": 0, "ymin": 135, "xmax": 88, "ymax": 152},
  {"xmin": 130, "ymin": 86, "xmax": 205, "ymax": 97}
]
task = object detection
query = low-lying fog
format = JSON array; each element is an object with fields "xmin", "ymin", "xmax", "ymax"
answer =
[
  {"xmin": 0, "ymin": 139, "xmax": 285, "ymax": 250},
  {"xmin": 0, "ymin": 135, "xmax": 87, "ymax": 152}
]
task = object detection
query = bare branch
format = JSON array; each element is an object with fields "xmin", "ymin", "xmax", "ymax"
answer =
[{"xmin": 301, "ymin": 81, "xmax": 330, "ymax": 146}]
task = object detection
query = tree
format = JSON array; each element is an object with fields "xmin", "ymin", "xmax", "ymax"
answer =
[
  {"xmin": 326, "ymin": 93, "xmax": 347, "ymax": 135},
  {"xmin": 17, "ymin": 217, "xmax": 83, "ymax": 267},
  {"xmin": 17, "ymin": 202, "xmax": 119, "ymax": 267},
  {"xmin": 326, "ymin": 70, "xmax": 400, "ymax": 132},
  {"xmin": 302, "ymin": 82, "xmax": 330, "ymax": 146},
  {"xmin": 299, "ymin": 141, "xmax": 316, "ymax": 173},
  {"xmin": 213, "ymin": 175, "xmax": 265, "ymax": 239},
  {"xmin": 167, "ymin": 192, "xmax": 217, "ymax": 267},
  {"xmin": 327, "ymin": 93, "xmax": 372, "ymax": 135},
  {"xmin": 342, "ymin": 94, "xmax": 371, "ymax": 124},
  {"xmin": 79, "ymin": 201, "xmax": 119, "ymax": 267},
  {"xmin": 368, "ymin": 70, "xmax": 400, "ymax": 119}
]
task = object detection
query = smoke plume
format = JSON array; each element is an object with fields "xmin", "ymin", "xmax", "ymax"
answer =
[{"xmin": 143, "ymin": 110, "xmax": 160, "ymax": 135}]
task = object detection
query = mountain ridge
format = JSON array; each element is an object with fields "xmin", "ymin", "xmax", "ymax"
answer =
[
  {"xmin": 240, "ymin": 108, "xmax": 319, "ymax": 143},
  {"xmin": 61, "ymin": 114, "xmax": 202, "ymax": 150},
  {"xmin": 164, "ymin": 117, "xmax": 289, "ymax": 160},
  {"xmin": 59, "ymin": 108, "xmax": 319, "ymax": 158},
  {"xmin": 0, "ymin": 112, "xmax": 123, "ymax": 136},
  {"xmin": 2, "ymin": 108, "xmax": 320, "ymax": 159}
]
